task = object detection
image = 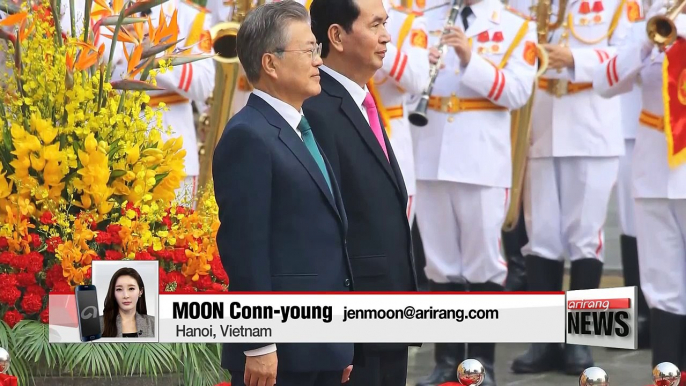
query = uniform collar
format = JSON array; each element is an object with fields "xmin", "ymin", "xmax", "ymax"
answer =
[{"xmin": 463, "ymin": 0, "xmax": 501, "ymax": 37}]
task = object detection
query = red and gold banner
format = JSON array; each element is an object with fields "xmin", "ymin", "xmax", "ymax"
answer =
[{"xmin": 663, "ymin": 37, "xmax": 686, "ymax": 168}]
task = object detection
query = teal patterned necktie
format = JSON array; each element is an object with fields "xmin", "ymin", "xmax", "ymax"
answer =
[{"xmin": 298, "ymin": 116, "xmax": 332, "ymax": 194}]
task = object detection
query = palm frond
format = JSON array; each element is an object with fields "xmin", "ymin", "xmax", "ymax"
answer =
[
  {"xmin": 173, "ymin": 343, "xmax": 230, "ymax": 386},
  {"xmin": 0, "ymin": 321, "xmax": 32, "ymax": 383},
  {"xmin": 62, "ymin": 341, "xmax": 125, "ymax": 378},
  {"xmin": 13, "ymin": 320, "xmax": 65, "ymax": 372},
  {"xmin": 123, "ymin": 343, "xmax": 176, "ymax": 378}
]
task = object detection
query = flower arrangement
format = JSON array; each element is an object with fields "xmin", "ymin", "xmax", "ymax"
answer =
[{"xmin": 0, "ymin": 0, "xmax": 231, "ymax": 384}]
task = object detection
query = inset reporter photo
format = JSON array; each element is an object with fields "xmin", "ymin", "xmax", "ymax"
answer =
[{"xmin": 92, "ymin": 260, "xmax": 160, "ymax": 343}]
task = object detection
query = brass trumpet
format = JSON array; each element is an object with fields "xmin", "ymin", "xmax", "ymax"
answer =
[
  {"xmin": 502, "ymin": 0, "xmax": 561, "ymax": 232},
  {"xmin": 646, "ymin": 0, "xmax": 686, "ymax": 52},
  {"xmin": 197, "ymin": 0, "xmax": 264, "ymax": 191}
]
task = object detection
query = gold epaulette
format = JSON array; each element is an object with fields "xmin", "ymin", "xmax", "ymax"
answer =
[
  {"xmin": 181, "ymin": 0, "xmax": 210, "ymax": 14},
  {"xmin": 504, "ymin": 6, "xmax": 532, "ymax": 21}
]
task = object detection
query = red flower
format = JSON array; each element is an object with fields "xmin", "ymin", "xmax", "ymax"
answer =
[
  {"xmin": 26, "ymin": 251, "xmax": 44, "ymax": 273},
  {"xmin": 51, "ymin": 281, "xmax": 72, "ymax": 293},
  {"xmin": 46, "ymin": 236, "xmax": 63, "ymax": 253},
  {"xmin": 0, "ymin": 251, "xmax": 14, "ymax": 265},
  {"xmin": 95, "ymin": 231, "xmax": 112, "ymax": 245},
  {"xmin": 45, "ymin": 264, "xmax": 64, "ymax": 287},
  {"xmin": 9, "ymin": 254, "xmax": 27, "ymax": 270},
  {"xmin": 107, "ymin": 225, "xmax": 123, "ymax": 245},
  {"xmin": 40, "ymin": 308, "xmax": 49, "ymax": 324},
  {"xmin": 3, "ymin": 309, "xmax": 23, "ymax": 328},
  {"xmin": 0, "ymin": 287, "xmax": 20, "ymax": 306},
  {"xmin": 85, "ymin": 267, "xmax": 92, "ymax": 280},
  {"xmin": 21, "ymin": 293, "xmax": 43, "ymax": 314},
  {"xmin": 105, "ymin": 250, "xmax": 123, "ymax": 260},
  {"xmin": 30, "ymin": 233, "xmax": 41, "ymax": 248},
  {"xmin": 196, "ymin": 275, "xmax": 213, "ymax": 290},
  {"xmin": 122, "ymin": 202, "xmax": 141, "ymax": 218},
  {"xmin": 26, "ymin": 285, "xmax": 45, "ymax": 298},
  {"xmin": 162, "ymin": 215, "xmax": 172, "ymax": 228},
  {"xmin": 172, "ymin": 249, "xmax": 187, "ymax": 264},
  {"xmin": 0, "ymin": 273, "xmax": 18, "ymax": 288},
  {"xmin": 0, "ymin": 237, "xmax": 8, "ymax": 250},
  {"xmin": 40, "ymin": 211, "xmax": 55, "ymax": 225},
  {"xmin": 135, "ymin": 251, "xmax": 154, "ymax": 260},
  {"xmin": 16, "ymin": 272, "xmax": 36, "ymax": 287},
  {"xmin": 211, "ymin": 258, "xmax": 229, "ymax": 284},
  {"xmin": 211, "ymin": 283, "xmax": 226, "ymax": 292}
]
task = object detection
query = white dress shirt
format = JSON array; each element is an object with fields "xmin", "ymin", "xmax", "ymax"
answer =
[
  {"xmin": 252, "ymin": 89, "xmax": 304, "ymax": 140},
  {"xmin": 319, "ymin": 65, "xmax": 371, "ymax": 126},
  {"xmin": 241, "ymin": 89, "xmax": 304, "ymax": 358}
]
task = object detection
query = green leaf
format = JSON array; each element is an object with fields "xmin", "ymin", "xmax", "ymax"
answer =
[
  {"xmin": 155, "ymin": 172, "xmax": 170, "ymax": 185},
  {"xmin": 123, "ymin": 343, "xmax": 175, "ymax": 377},
  {"xmin": 97, "ymin": 16, "xmax": 148, "ymax": 26},
  {"xmin": 141, "ymin": 39, "xmax": 184, "ymax": 59},
  {"xmin": 63, "ymin": 341, "xmax": 125, "ymax": 377},
  {"xmin": 13, "ymin": 320, "xmax": 64, "ymax": 369},
  {"xmin": 109, "ymin": 170, "xmax": 127, "ymax": 180},
  {"xmin": 2, "ymin": 321, "xmax": 34, "ymax": 384},
  {"xmin": 111, "ymin": 79, "xmax": 164, "ymax": 91},
  {"xmin": 173, "ymin": 343, "xmax": 229, "ymax": 386},
  {"xmin": 124, "ymin": 0, "xmax": 170, "ymax": 16},
  {"xmin": 154, "ymin": 54, "xmax": 215, "ymax": 68}
]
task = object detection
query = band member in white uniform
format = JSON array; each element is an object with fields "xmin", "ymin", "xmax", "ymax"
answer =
[
  {"xmin": 508, "ymin": 0, "xmax": 634, "ymax": 374},
  {"xmin": 613, "ymin": 0, "xmax": 651, "ymax": 349},
  {"xmin": 372, "ymin": 0, "xmax": 430, "ymax": 224},
  {"xmin": 593, "ymin": 0, "xmax": 686, "ymax": 369},
  {"xmin": 412, "ymin": 0, "xmax": 536, "ymax": 384}
]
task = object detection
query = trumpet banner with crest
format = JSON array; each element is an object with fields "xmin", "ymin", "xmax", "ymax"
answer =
[{"xmin": 664, "ymin": 37, "xmax": 686, "ymax": 168}]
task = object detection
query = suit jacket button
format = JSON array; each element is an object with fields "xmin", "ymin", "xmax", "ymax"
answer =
[{"xmin": 344, "ymin": 279, "xmax": 351, "ymax": 287}]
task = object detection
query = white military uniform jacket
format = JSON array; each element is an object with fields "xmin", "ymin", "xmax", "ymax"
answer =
[
  {"xmin": 593, "ymin": 16, "xmax": 686, "ymax": 199},
  {"xmin": 413, "ymin": 0, "xmax": 537, "ymax": 188},
  {"xmin": 512, "ymin": 0, "xmax": 634, "ymax": 158},
  {"xmin": 372, "ymin": 4, "xmax": 430, "ymax": 196}
]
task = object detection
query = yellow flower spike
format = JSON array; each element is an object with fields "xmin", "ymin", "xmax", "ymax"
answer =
[
  {"xmin": 32, "ymin": 115, "xmax": 58, "ymax": 144},
  {"xmin": 126, "ymin": 146, "xmax": 140, "ymax": 164},
  {"xmin": 85, "ymin": 133, "xmax": 97, "ymax": 153}
]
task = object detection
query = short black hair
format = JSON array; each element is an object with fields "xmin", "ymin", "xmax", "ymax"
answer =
[
  {"xmin": 236, "ymin": 1, "xmax": 310, "ymax": 83},
  {"xmin": 310, "ymin": 0, "xmax": 361, "ymax": 58}
]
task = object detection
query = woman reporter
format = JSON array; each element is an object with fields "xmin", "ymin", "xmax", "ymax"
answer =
[{"xmin": 100, "ymin": 267, "xmax": 155, "ymax": 338}]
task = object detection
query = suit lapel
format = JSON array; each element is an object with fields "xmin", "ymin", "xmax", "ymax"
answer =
[
  {"xmin": 248, "ymin": 95, "xmax": 340, "ymax": 219},
  {"xmin": 321, "ymin": 72, "xmax": 400, "ymax": 190}
]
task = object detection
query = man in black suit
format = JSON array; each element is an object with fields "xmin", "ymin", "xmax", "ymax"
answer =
[
  {"xmin": 303, "ymin": 1, "xmax": 418, "ymax": 385},
  {"xmin": 213, "ymin": 2, "xmax": 354, "ymax": 385}
]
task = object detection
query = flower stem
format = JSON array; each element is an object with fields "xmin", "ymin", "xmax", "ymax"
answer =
[
  {"xmin": 69, "ymin": 0, "xmax": 76, "ymax": 38},
  {"xmin": 82, "ymin": 0, "xmax": 93, "ymax": 44}
]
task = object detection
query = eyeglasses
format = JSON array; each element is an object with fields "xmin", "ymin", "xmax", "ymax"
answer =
[{"xmin": 274, "ymin": 43, "xmax": 322, "ymax": 62}]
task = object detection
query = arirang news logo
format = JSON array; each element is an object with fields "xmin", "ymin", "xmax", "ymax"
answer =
[{"xmin": 566, "ymin": 287, "xmax": 637, "ymax": 350}]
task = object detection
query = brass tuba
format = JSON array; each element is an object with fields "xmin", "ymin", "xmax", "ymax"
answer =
[
  {"xmin": 197, "ymin": 0, "xmax": 264, "ymax": 191},
  {"xmin": 646, "ymin": 0, "xmax": 686, "ymax": 52},
  {"xmin": 502, "ymin": 0, "xmax": 563, "ymax": 231}
]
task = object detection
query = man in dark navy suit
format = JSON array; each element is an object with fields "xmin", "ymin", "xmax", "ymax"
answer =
[
  {"xmin": 304, "ymin": 1, "xmax": 419, "ymax": 385},
  {"xmin": 213, "ymin": 2, "xmax": 354, "ymax": 386}
]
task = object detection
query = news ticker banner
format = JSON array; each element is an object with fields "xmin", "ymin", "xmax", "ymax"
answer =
[{"xmin": 48, "ymin": 287, "xmax": 638, "ymax": 349}]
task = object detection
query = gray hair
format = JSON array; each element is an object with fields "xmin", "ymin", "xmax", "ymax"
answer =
[{"xmin": 236, "ymin": 1, "xmax": 310, "ymax": 84}]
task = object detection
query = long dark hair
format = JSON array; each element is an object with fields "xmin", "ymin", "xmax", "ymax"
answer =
[{"xmin": 102, "ymin": 267, "xmax": 148, "ymax": 337}]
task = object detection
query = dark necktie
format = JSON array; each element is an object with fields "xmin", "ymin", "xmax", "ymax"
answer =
[
  {"xmin": 298, "ymin": 117, "xmax": 332, "ymax": 194},
  {"xmin": 461, "ymin": 6, "xmax": 473, "ymax": 30}
]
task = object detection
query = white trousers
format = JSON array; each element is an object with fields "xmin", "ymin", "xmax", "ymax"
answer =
[
  {"xmin": 521, "ymin": 157, "xmax": 619, "ymax": 262},
  {"xmin": 415, "ymin": 181, "xmax": 508, "ymax": 285},
  {"xmin": 635, "ymin": 199, "xmax": 686, "ymax": 315},
  {"xmin": 617, "ymin": 139, "xmax": 637, "ymax": 237},
  {"xmin": 175, "ymin": 175, "xmax": 199, "ymax": 206}
]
